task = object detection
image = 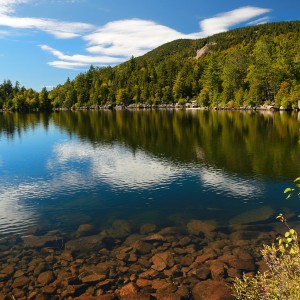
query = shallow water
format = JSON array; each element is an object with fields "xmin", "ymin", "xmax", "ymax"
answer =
[{"xmin": 0, "ymin": 110, "xmax": 300, "ymax": 239}]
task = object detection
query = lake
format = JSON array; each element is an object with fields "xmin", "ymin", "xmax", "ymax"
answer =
[{"xmin": 0, "ymin": 109, "xmax": 300, "ymax": 297}]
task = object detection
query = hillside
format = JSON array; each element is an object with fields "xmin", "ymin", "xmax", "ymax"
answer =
[{"xmin": 1, "ymin": 21, "xmax": 300, "ymax": 111}]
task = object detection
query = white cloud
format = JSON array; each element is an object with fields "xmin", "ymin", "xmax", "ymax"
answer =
[
  {"xmin": 40, "ymin": 44, "xmax": 123, "ymax": 65},
  {"xmin": 0, "ymin": 1, "xmax": 271, "ymax": 69},
  {"xmin": 0, "ymin": 0, "xmax": 94, "ymax": 39},
  {"xmin": 0, "ymin": 0, "xmax": 29, "ymax": 15},
  {"xmin": 0, "ymin": 15, "xmax": 95, "ymax": 39},
  {"xmin": 247, "ymin": 16, "xmax": 270, "ymax": 26},
  {"xmin": 85, "ymin": 19, "xmax": 186, "ymax": 58},
  {"xmin": 197, "ymin": 6, "xmax": 271, "ymax": 37}
]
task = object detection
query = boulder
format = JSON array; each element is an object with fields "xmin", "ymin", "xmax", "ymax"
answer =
[
  {"xmin": 133, "ymin": 240, "xmax": 153, "ymax": 254},
  {"xmin": 192, "ymin": 279, "xmax": 234, "ymax": 300},
  {"xmin": 22, "ymin": 234, "xmax": 64, "ymax": 249},
  {"xmin": 229, "ymin": 206, "xmax": 274, "ymax": 224},
  {"xmin": 119, "ymin": 282, "xmax": 138, "ymax": 297},
  {"xmin": 37, "ymin": 271, "xmax": 54, "ymax": 286},
  {"xmin": 65, "ymin": 235, "xmax": 104, "ymax": 252},
  {"xmin": 140, "ymin": 224, "xmax": 157, "ymax": 235},
  {"xmin": 152, "ymin": 252, "xmax": 175, "ymax": 269},
  {"xmin": 187, "ymin": 220, "xmax": 217, "ymax": 236},
  {"xmin": 76, "ymin": 224, "xmax": 96, "ymax": 237}
]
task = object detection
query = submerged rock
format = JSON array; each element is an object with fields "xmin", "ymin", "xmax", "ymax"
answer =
[
  {"xmin": 229, "ymin": 206, "xmax": 275, "ymax": 224},
  {"xmin": 192, "ymin": 279, "xmax": 234, "ymax": 300},
  {"xmin": 187, "ymin": 219, "xmax": 217, "ymax": 236},
  {"xmin": 22, "ymin": 234, "xmax": 64, "ymax": 249},
  {"xmin": 65, "ymin": 234, "xmax": 104, "ymax": 252},
  {"xmin": 140, "ymin": 223, "xmax": 157, "ymax": 235},
  {"xmin": 75, "ymin": 224, "xmax": 96, "ymax": 237}
]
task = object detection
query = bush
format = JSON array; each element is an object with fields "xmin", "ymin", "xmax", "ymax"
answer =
[{"xmin": 232, "ymin": 177, "xmax": 300, "ymax": 299}]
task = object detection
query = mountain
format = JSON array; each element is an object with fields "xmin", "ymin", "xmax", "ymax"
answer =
[{"xmin": 2, "ymin": 21, "xmax": 300, "ymax": 111}]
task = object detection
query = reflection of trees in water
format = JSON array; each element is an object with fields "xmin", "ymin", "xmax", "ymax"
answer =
[{"xmin": 1, "ymin": 110, "xmax": 300, "ymax": 179}]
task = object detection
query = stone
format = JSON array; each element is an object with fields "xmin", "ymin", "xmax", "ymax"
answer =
[
  {"xmin": 209, "ymin": 260, "xmax": 225, "ymax": 279},
  {"xmin": 22, "ymin": 234, "xmax": 64, "ymax": 249},
  {"xmin": 195, "ymin": 251, "xmax": 217, "ymax": 263},
  {"xmin": 187, "ymin": 220, "xmax": 217, "ymax": 236},
  {"xmin": 81, "ymin": 274, "xmax": 106, "ymax": 283},
  {"xmin": 178, "ymin": 236, "xmax": 192, "ymax": 246},
  {"xmin": 60, "ymin": 251, "xmax": 74, "ymax": 261},
  {"xmin": 12, "ymin": 276, "xmax": 30, "ymax": 288},
  {"xmin": 227, "ymin": 258, "xmax": 256, "ymax": 271},
  {"xmin": 143, "ymin": 234, "xmax": 166, "ymax": 243},
  {"xmin": 176, "ymin": 255, "xmax": 194, "ymax": 266},
  {"xmin": 1, "ymin": 264, "xmax": 15, "ymax": 276},
  {"xmin": 158, "ymin": 227, "xmax": 184, "ymax": 236},
  {"xmin": 152, "ymin": 252, "xmax": 175, "ymax": 268},
  {"xmin": 14, "ymin": 270, "xmax": 25, "ymax": 278},
  {"xmin": 108, "ymin": 220, "xmax": 132, "ymax": 239},
  {"xmin": 133, "ymin": 240, "xmax": 153, "ymax": 254},
  {"xmin": 65, "ymin": 235, "xmax": 104, "ymax": 252},
  {"xmin": 229, "ymin": 206, "xmax": 274, "ymax": 224},
  {"xmin": 76, "ymin": 224, "xmax": 96, "ymax": 237},
  {"xmin": 119, "ymin": 282, "xmax": 138, "ymax": 297},
  {"xmin": 192, "ymin": 266, "xmax": 211, "ymax": 280},
  {"xmin": 140, "ymin": 223, "xmax": 157, "ymax": 235},
  {"xmin": 192, "ymin": 279, "xmax": 235, "ymax": 300},
  {"xmin": 151, "ymin": 262, "xmax": 167, "ymax": 271},
  {"xmin": 37, "ymin": 271, "xmax": 54, "ymax": 286},
  {"xmin": 41, "ymin": 285, "xmax": 56, "ymax": 294},
  {"xmin": 136, "ymin": 279, "xmax": 152, "ymax": 288}
]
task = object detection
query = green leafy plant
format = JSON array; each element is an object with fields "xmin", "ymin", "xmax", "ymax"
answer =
[{"xmin": 232, "ymin": 178, "xmax": 300, "ymax": 299}]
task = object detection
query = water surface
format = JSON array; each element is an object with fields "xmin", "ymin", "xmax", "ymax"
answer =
[{"xmin": 0, "ymin": 110, "xmax": 299, "ymax": 239}]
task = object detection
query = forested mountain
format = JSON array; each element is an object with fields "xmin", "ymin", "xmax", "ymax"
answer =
[{"xmin": 1, "ymin": 21, "xmax": 300, "ymax": 111}]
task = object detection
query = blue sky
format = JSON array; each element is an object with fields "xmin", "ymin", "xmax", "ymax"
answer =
[{"xmin": 0, "ymin": 0, "xmax": 299, "ymax": 91}]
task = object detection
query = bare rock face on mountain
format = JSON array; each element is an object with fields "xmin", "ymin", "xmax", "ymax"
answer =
[{"xmin": 195, "ymin": 42, "xmax": 217, "ymax": 59}]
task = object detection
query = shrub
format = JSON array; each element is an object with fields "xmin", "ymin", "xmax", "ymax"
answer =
[{"xmin": 232, "ymin": 177, "xmax": 300, "ymax": 299}]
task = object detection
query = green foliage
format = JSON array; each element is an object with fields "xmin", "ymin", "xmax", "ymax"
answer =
[
  {"xmin": 233, "ymin": 179, "xmax": 300, "ymax": 299},
  {"xmin": 233, "ymin": 243, "xmax": 300, "ymax": 299},
  {"xmin": 2, "ymin": 21, "xmax": 300, "ymax": 110}
]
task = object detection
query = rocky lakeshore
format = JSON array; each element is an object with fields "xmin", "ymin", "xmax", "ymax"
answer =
[{"xmin": 0, "ymin": 218, "xmax": 284, "ymax": 300}]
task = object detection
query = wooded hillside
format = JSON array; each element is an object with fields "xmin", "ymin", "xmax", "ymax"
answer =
[{"xmin": 1, "ymin": 21, "xmax": 300, "ymax": 111}]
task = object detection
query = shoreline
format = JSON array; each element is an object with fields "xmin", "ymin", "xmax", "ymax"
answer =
[{"xmin": 1, "ymin": 104, "xmax": 299, "ymax": 113}]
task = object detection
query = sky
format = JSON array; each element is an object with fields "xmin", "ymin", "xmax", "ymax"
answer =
[{"xmin": 0, "ymin": 0, "xmax": 299, "ymax": 91}]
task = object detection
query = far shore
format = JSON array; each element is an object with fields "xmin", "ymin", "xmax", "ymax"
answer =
[{"xmin": 1, "ymin": 103, "xmax": 300, "ymax": 113}]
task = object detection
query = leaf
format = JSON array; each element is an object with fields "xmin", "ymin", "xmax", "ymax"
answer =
[
  {"xmin": 287, "ymin": 237, "xmax": 293, "ymax": 243},
  {"xmin": 290, "ymin": 229, "xmax": 295, "ymax": 235},
  {"xmin": 294, "ymin": 177, "xmax": 300, "ymax": 183},
  {"xmin": 290, "ymin": 248, "xmax": 296, "ymax": 254},
  {"xmin": 284, "ymin": 188, "xmax": 293, "ymax": 193},
  {"xmin": 285, "ymin": 232, "xmax": 290, "ymax": 237}
]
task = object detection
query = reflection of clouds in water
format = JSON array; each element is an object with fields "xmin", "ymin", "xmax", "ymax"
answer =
[
  {"xmin": 0, "ymin": 140, "xmax": 263, "ymax": 237},
  {"xmin": 49, "ymin": 142, "xmax": 179, "ymax": 190},
  {"xmin": 0, "ymin": 196, "xmax": 36, "ymax": 237},
  {"xmin": 200, "ymin": 168, "xmax": 263, "ymax": 198},
  {"xmin": 0, "ymin": 170, "xmax": 89, "ymax": 236}
]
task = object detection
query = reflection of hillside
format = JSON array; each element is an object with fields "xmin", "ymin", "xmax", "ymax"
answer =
[{"xmin": 1, "ymin": 110, "xmax": 300, "ymax": 179}]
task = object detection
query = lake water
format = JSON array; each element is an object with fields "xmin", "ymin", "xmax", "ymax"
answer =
[{"xmin": 0, "ymin": 109, "xmax": 300, "ymax": 239}]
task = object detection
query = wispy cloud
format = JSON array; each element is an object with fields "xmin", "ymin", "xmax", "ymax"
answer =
[
  {"xmin": 0, "ymin": 1, "xmax": 271, "ymax": 70},
  {"xmin": 197, "ymin": 6, "xmax": 271, "ymax": 37},
  {"xmin": 0, "ymin": 0, "xmax": 29, "ymax": 15},
  {"xmin": 85, "ymin": 19, "xmax": 186, "ymax": 58},
  {"xmin": 247, "ymin": 16, "xmax": 270, "ymax": 26},
  {"xmin": 0, "ymin": 0, "xmax": 94, "ymax": 39}
]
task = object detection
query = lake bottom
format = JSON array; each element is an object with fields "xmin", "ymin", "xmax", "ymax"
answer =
[{"xmin": 0, "ymin": 216, "xmax": 291, "ymax": 299}]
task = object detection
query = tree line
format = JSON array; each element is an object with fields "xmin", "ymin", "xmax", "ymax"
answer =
[{"xmin": 1, "ymin": 21, "xmax": 300, "ymax": 111}]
